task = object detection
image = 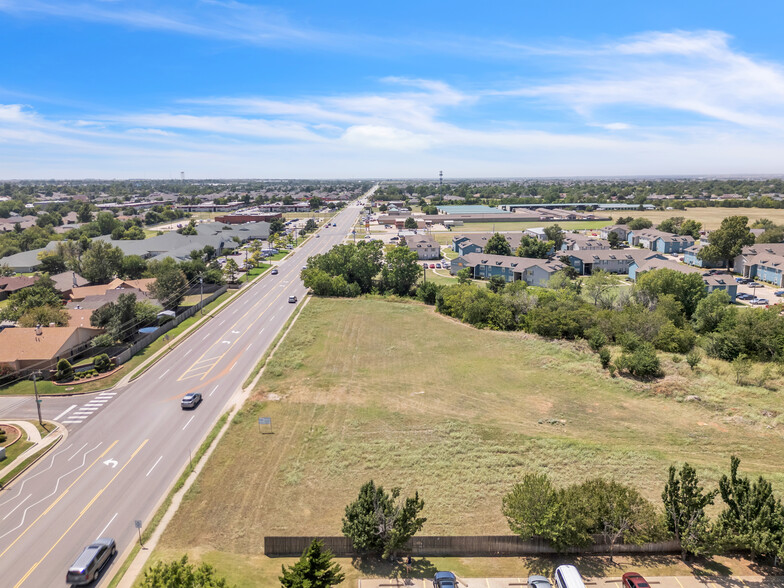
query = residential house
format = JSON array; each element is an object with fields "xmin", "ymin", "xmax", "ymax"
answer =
[
  {"xmin": 599, "ymin": 224, "xmax": 631, "ymax": 241},
  {"xmin": 50, "ymin": 271, "xmax": 90, "ymax": 298},
  {"xmin": 450, "ymin": 253, "xmax": 564, "ymax": 286},
  {"xmin": 564, "ymin": 249, "xmax": 663, "ymax": 276},
  {"xmin": 451, "ymin": 233, "xmax": 524, "ymax": 256},
  {"xmin": 627, "ymin": 228, "xmax": 695, "ymax": 253},
  {"xmin": 683, "ymin": 244, "xmax": 723, "ymax": 268},
  {"xmin": 403, "ymin": 235, "xmax": 441, "ymax": 260},
  {"xmin": 0, "ymin": 276, "xmax": 39, "ymax": 300},
  {"xmin": 627, "ymin": 257, "xmax": 737, "ymax": 301},
  {"xmin": 0, "ymin": 325, "xmax": 105, "ymax": 371},
  {"xmin": 733, "ymin": 244, "xmax": 784, "ymax": 287},
  {"xmin": 69, "ymin": 278, "xmax": 156, "ymax": 303},
  {"xmin": 523, "ymin": 227, "xmax": 548, "ymax": 241},
  {"xmin": 560, "ymin": 234, "xmax": 611, "ymax": 251}
]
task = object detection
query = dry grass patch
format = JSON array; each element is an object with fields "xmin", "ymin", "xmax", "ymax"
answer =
[{"xmin": 155, "ymin": 297, "xmax": 784, "ymax": 585}]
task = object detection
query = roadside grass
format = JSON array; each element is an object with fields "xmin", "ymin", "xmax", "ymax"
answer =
[
  {"xmin": 0, "ymin": 431, "xmax": 32, "ymax": 464},
  {"xmin": 152, "ymin": 297, "xmax": 784, "ymax": 586},
  {"xmin": 238, "ymin": 264, "xmax": 271, "ymax": 284},
  {"xmin": 266, "ymin": 251, "xmax": 289, "ymax": 261},
  {"xmin": 0, "ymin": 291, "xmax": 235, "ymax": 396}
]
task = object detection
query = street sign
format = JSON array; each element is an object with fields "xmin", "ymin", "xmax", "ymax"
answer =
[
  {"xmin": 258, "ymin": 417, "xmax": 271, "ymax": 425},
  {"xmin": 134, "ymin": 520, "xmax": 142, "ymax": 529}
]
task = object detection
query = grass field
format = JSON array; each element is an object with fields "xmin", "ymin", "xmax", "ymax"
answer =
[{"xmin": 152, "ymin": 297, "xmax": 784, "ymax": 585}]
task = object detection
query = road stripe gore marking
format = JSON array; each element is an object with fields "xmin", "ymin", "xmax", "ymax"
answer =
[
  {"xmin": 13, "ymin": 440, "xmax": 148, "ymax": 588},
  {"xmin": 0, "ymin": 440, "xmax": 118, "ymax": 561}
]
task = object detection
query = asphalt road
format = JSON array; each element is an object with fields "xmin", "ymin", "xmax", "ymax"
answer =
[{"xmin": 0, "ymin": 193, "xmax": 369, "ymax": 587}]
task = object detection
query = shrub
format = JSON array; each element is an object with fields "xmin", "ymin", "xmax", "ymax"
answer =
[
  {"xmin": 615, "ymin": 343, "xmax": 663, "ymax": 378},
  {"xmin": 587, "ymin": 328, "xmax": 608, "ymax": 352},
  {"xmin": 93, "ymin": 353, "xmax": 111, "ymax": 372},
  {"xmin": 599, "ymin": 348, "xmax": 612, "ymax": 369},
  {"xmin": 686, "ymin": 349, "xmax": 702, "ymax": 371},
  {"xmin": 55, "ymin": 358, "xmax": 73, "ymax": 381}
]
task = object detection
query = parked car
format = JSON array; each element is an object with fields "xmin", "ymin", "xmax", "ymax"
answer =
[
  {"xmin": 302, "ymin": 265, "xmax": 307, "ymax": 270},
  {"xmin": 181, "ymin": 392, "xmax": 202, "ymax": 409},
  {"xmin": 622, "ymin": 572, "xmax": 651, "ymax": 588},
  {"xmin": 752, "ymin": 298, "xmax": 769, "ymax": 305},
  {"xmin": 390, "ymin": 236, "xmax": 399, "ymax": 241},
  {"xmin": 748, "ymin": 282, "xmax": 762, "ymax": 287},
  {"xmin": 271, "ymin": 268, "xmax": 278, "ymax": 275},
  {"xmin": 429, "ymin": 264, "xmax": 436, "ymax": 269},
  {"xmin": 66, "ymin": 537, "xmax": 116, "ymax": 586},
  {"xmin": 737, "ymin": 293, "xmax": 753, "ymax": 300},
  {"xmin": 436, "ymin": 263, "xmax": 441, "ymax": 268},
  {"xmin": 529, "ymin": 576, "xmax": 553, "ymax": 588},
  {"xmin": 775, "ymin": 290, "xmax": 784, "ymax": 296},
  {"xmin": 288, "ymin": 295, "xmax": 298, "ymax": 303},
  {"xmin": 433, "ymin": 571, "xmax": 457, "ymax": 588},
  {"xmin": 554, "ymin": 565, "xmax": 585, "ymax": 588},
  {"xmin": 422, "ymin": 263, "xmax": 429, "ymax": 268},
  {"xmin": 316, "ymin": 234, "xmax": 320, "ymax": 238}
]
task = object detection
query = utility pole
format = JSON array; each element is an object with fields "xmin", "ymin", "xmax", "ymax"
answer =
[
  {"xmin": 199, "ymin": 276, "xmax": 204, "ymax": 315},
  {"xmin": 31, "ymin": 370, "xmax": 43, "ymax": 426}
]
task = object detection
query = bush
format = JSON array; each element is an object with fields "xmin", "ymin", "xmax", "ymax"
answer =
[
  {"xmin": 615, "ymin": 343, "xmax": 663, "ymax": 378},
  {"xmin": 599, "ymin": 348, "xmax": 612, "ymax": 369},
  {"xmin": 55, "ymin": 358, "xmax": 73, "ymax": 381},
  {"xmin": 93, "ymin": 353, "xmax": 111, "ymax": 372},
  {"xmin": 686, "ymin": 349, "xmax": 702, "ymax": 370},
  {"xmin": 587, "ymin": 328, "xmax": 608, "ymax": 352}
]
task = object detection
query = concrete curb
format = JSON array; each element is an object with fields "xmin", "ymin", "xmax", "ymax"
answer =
[{"xmin": 0, "ymin": 423, "xmax": 66, "ymax": 486}]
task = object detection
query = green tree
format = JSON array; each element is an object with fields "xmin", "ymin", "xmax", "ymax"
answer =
[
  {"xmin": 341, "ymin": 480, "xmax": 426, "ymax": 560},
  {"xmin": 627, "ymin": 217, "xmax": 653, "ymax": 230},
  {"xmin": 0, "ymin": 275, "xmax": 62, "ymax": 321},
  {"xmin": 121, "ymin": 254, "xmax": 148, "ymax": 280},
  {"xmin": 381, "ymin": 244, "xmax": 422, "ymax": 296},
  {"xmin": 223, "ymin": 258, "xmax": 239, "ymax": 283},
  {"xmin": 96, "ymin": 211, "xmax": 122, "ymax": 235},
  {"xmin": 456, "ymin": 267, "xmax": 471, "ymax": 284},
  {"xmin": 584, "ymin": 270, "xmax": 619, "ymax": 308},
  {"xmin": 484, "ymin": 233, "xmax": 512, "ymax": 256},
  {"xmin": 731, "ymin": 353, "xmax": 752, "ymax": 385},
  {"xmin": 77, "ymin": 202, "xmax": 93, "ymax": 223},
  {"xmin": 698, "ymin": 216, "xmax": 755, "ymax": 269},
  {"xmin": 280, "ymin": 539, "xmax": 345, "ymax": 588},
  {"xmin": 80, "ymin": 240, "xmax": 123, "ymax": 283},
  {"xmin": 692, "ymin": 289, "xmax": 734, "ymax": 334},
  {"xmin": 270, "ymin": 217, "xmax": 285, "ymax": 234},
  {"xmin": 18, "ymin": 304, "xmax": 69, "ymax": 327},
  {"xmin": 37, "ymin": 252, "xmax": 66, "ymax": 274},
  {"xmin": 179, "ymin": 219, "xmax": 198, "ymax": 236},
  {"xmin": 715, "ymin": 456, "xmax": 784, "ymax": 561},
  {"xmin": 635, "ymin": 268, "xmax": 706, "ymax": 318},
  {"xmin": 55, "ymin": 358, "xmax": 73, "ymax": 381},
  {"xmin": 615, "ymin": 343, "xmax": 663, "ymax": 378},
  {"xmin": 607, "ymin": 232, "xmax": 620, "ymax": 248},
  {"xmin": 141, "ymin": 555, "xmax": 232, "ymax": 588},
  {"xmin": 544, "ymin": 224, "xmax": 564, "ymax": 249},
  {"xmin": 515, "ymin": 235, "xmax": 551, "ymax": 259},
  {"xmin": 662, "ymin": 463, "xmax": 717, "ymax": 560},
  {"xmin": 306, "ymin": 241, "xmax": 383, "ymax": 294},
  {"xmin": 487, "ymin": 275, "xmax": 507, "ymax": 293},
  {"xmin": 148, "ymin": 259, "xmax": 188, "ymax": 310},
  {"xmin": 404, "ymin": 216, "xmax": 418, "ymax": 230}
]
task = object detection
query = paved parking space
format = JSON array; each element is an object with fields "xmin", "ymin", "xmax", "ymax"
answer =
[{"xmin": 358, "ymin": 576, "xmax": 784, "ymax": 588}]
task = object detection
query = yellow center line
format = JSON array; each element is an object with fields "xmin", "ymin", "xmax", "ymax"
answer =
[
  {"xmin": 674, "ymin": 578, "xmax": 685, "ymax": 588},
  {"xmin": 14, "ymin": 439, "xmax": 149, "ymax": 588},
  {"xmin": 0, "ymin": 440, "xmax": 118, "ymax": 561}
]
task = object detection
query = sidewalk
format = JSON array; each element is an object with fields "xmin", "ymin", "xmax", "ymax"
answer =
[{"xmin": 0, "ymin": 420, "xmax": 65, "ymax": 481}]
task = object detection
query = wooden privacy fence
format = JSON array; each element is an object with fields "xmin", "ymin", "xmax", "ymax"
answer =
[{"xmin": 264, "ymin": 536, "xmax": 682, "ymax": 558}]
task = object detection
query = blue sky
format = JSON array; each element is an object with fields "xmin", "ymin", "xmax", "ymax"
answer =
[{"xmin": 2, "ymin": 0, "xmax": 784, "ymax": 179}]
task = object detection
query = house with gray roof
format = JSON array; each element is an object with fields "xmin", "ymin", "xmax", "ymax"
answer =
[
  {"xmin": 627, "ymin": 228, "xmax": 694, "ymax": 253},
  {"xmin": 450, "ymin": 253, "xmax": 564, "ymax": 286},
  {"xmin": 628, "ymin": 257, "xmax": 737, "ymax": 301},
  {"xmin": 564, "ymin": 249, "xmax": 663, "ymax": 275},
  {"xmin": 403, "ymin": 235, "xmax": 440, "ymax": 260}
]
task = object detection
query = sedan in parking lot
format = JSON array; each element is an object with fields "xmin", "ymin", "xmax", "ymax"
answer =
[
  {"xmin": 622, "ymin": 572, "xmax": 651, "ymax": 588},
  {"xmin": 429, "ymin": 264, "xmax": 435, "ymax": 269},
  {"xmin": 775, "ymin": 290, "xmax": 784, "ymax": 297},
  {"xmin": 435, "ymin": 263, "xmax": 442, "ymax": 269},
  {"xmin": 528, "ymin": 575, "xmax": 552, "ymax": 588},
  {"xmin": 752, "ymin": 298, "xmax": 769, "ymax": 305},
  {"xmin": 433, "ymin": 571, "xmax": 457, "ymax": 588}
]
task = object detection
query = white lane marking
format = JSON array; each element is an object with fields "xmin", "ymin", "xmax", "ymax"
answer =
[
  {"xmin": 246, "ymin": 343, "xmax": 253, "ymax": 350},
  {"xmin": 2, "ymin": 494, "xmax": 31, "ymax": 520},
  {"xmin": 222, "ymin": 340, "xmax": 231, "ymax": 344},
  {"xmin": 98, "ymin": 391, "xmax": 116, "ymax": 396},
  {"xmin": 202, "ymin": 333, "xmax": 210, "ymax": 341},
  {"xmin": 183, "ymin": 349, "xmax": 192, "ymax": 357},
  {"xmin": 0, "ymin": 444, "xmax": 71, "ymax": 508},
  {"xmin": 54, "ymin": 404, "xmax": 77, "ymax": 421},
  {"xmin": 159, "ymin": 369, "xmax": 170, "ymax": 380},
  {"xmin": 229, "ymin": 362, "xmax": 235, "ymax": 372},
  {"xmin": 0, "ymin": 442, "xmax": 103, "ymax": 540},
  {"xmin": 259, "ymin": 328, "xmax": 264, "ymax": 333},
  {"xmin": 146, "ymin": 455, "xmax": 163, "ymax": 477},
  {"xmin": 182, "ymin": 415, "xmax": 196, "ymax": 431},
  {"xmin": 209, "ymin": 385, "xmax": 218, "ymax": 397},
  {"xmin": 68, "ymin": 443, "xmax": 88, "ymax": 461},
  {"xmin": 97, "ymin": 512, "xmax": 118, "ymax": 539},
  {"xmin": 218, "ymin": 319, "xmax": 225, "ymax": 326}
]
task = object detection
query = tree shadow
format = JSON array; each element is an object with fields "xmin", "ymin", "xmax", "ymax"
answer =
[
  {"xmin": 686, "ymin": 558, "xmax": 734, "ymax": 577},
  {"xmin": 351, "ymin": 555, "xmax": 438, "ymax": 581}
]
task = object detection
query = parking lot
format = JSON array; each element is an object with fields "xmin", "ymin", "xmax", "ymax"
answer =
[{"xmin": 358, "ymin": 575, "xmax": 784, "ymax": 588}]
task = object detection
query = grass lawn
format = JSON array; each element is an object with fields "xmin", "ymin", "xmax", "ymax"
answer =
[
  {"xmin": 0, "ymin": 290, "xmax": 236, "ymax": 396},
  {"xmin": 152, "ymin": 297, "xmax": 784, "ymax": 586},
  {"xmin": 423, "ymin": 269, "xmax": 457, "ymax": 285},
  {"xmin": 266, "ymin": 251, "xmax": 289, "ymax": 261},
  {"xmin": 238, "ymin": 264, "xmax": 272, "ymax": 283},
  {"xmin": 610, "ymin": 207, "xmax": 784, "ymax": 231}
]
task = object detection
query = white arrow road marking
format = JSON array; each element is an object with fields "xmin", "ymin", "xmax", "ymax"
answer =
[
  {"xmin": 54, "ymin": 405, "xmax": 77, "ymax": 421},
  {"xmin": 97, "ymin": 512, "xmax": 118, "ymax": 539},
  {"xmin": 231, "ymin": 330, "xmax": 240, "ymax": 334},
  {"xmin": 146, "ymin": 456, "xmax": 163, "ymax": 477},
  {"xmin": 103, "ymin": 458, "xmax": 118, "ymax": 468},
  {"xmin": 222, "ymin": 340, "xmax": 231, "ymax": 344}
]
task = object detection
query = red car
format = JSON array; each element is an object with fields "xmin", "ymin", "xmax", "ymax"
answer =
[
  {"xmin": 622, "ymin": 573, "xmax": 650, "ymax": 588},
  {"xmin": 429, "ymin": 264, "xmax": 436, "ymax": 269}
]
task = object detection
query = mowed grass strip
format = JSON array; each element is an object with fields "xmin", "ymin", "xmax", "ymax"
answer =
[{"xmin": 155, "ymin": 297, "xmax": 784, "ymax": 584}]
